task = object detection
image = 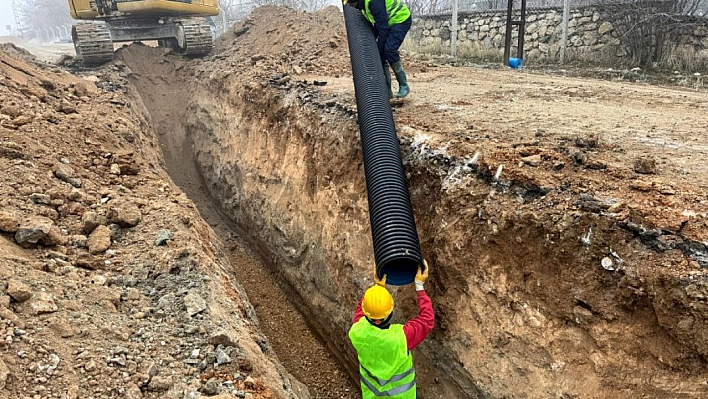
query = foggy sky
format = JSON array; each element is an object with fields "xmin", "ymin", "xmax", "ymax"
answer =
[{"xmin": 0, "ymin": 0, "xmax": 13, "ymax": 34}]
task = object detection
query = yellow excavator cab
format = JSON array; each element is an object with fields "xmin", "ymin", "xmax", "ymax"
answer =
[{"xmin": 68, "ymin": 0, "xmax": 220, "ymax": 65}]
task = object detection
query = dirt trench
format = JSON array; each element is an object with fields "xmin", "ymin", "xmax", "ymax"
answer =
[
  {"xmin": 119, "ymin": 46, "xmax": 359, "ymax": 399},
  {"xmin": 119, "ymin": 43, "xmax": 472, "ymax": 398},
  {"xmin": 117, "ymin": 6, "xmax": 708, "ymax": 398}
]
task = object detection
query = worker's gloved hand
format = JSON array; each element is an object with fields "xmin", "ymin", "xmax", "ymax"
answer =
[
  {"xmin": 373, "ymin": 265, "xmax": 387, "ymax": 286},
  {"xmin": 415, "ymin": 260, "xmax": 429, "ymax": 291}
]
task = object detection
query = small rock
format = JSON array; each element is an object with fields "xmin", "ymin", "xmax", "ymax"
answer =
[
  {"xmin": 607, "ymin": 201, "xmax": 626, "ymax": 213},
  {"xmin": 15, "ymin": 216, "xmax": 54, "ymax": 247},
  {"xmin": 215, "ymin": 347, "xmax": 231, "ymax": 365},
  {"xmin": 72, "ymin": 83, "xmax": 90, "ymax": 97},
  {"xmin": 30, "ymin": 193, "xmax": 52, "ymax": 205},
  {"xmin": 60, "ymin": 100, "xmax": 77, "ymax": 114},
  {"xmin": 0, "ymin": 210, "xmax": 21, "ymax": 233},
  {"xmin": 7, "ymin": 279, "xmax": 31, "ymax": 302},
  {"xmin": 49, "ymin": 320, "xmax": 75, "ymax": 338},
  {"xmin": 110, "ymin": 163, "xmax": 121, "ymax": 175},
  {"xmin": 147, "ymin": 376, "xmax": 172, "ymax": 392},
  {"xmin": 109, "ymin": 356, "xmax": 127, "ymax": 367},
  {"xmin": 147, "ymin": 362, "xmax": 159, "ymax": 377},
  {"xmin": 328, "ymin": 38, "xmax": 338, "ymax": 48},
  {"xmin": 155, "ymin": 229, "xmax": 173, "ymax": 246},
  {"xmin": 46, "ymin": 250, "xmax": 69, "ymax": 261},
  {"xmin": 70, "ymin": 234, "xmax": 88, "ymax": 248},
  {"xmin": 54, "ymin": 163, "xmax": 82, "ymax": 188},
  {"xmin": 585, "ymin": 161, "xmax": 607, "ymax": 170},
  {"xmin": 84, "ymin": 360, "xmax": 97, "ymax": 372},
  {"xmin": 201, "ymin": 377, "xmax": 220, "ymax": 395},
  {"xmin": 11, "ymin": 115, "xmax": 32, "ymax": 126},
  {"xmin": 521, "ymin": 154, "xmax": 542, "ymax": 167},
  {"xmin": 158, "ymin": 293, "xmax": 175, "ymax": 309},
  {"xmin": 40, "ymin": 224, "xmax": 67, "ymax": 246},
  {"xmin": 572, "ymin": 152, "xmax": 587, "ymax": 165},
  {"xmin": 27, "ymin": 291, "xmax": 58, "ymax": 315},
  {"xmin": 82, "ymin": 211, "xmax": 107, "ymax": 234},
  {"xmin": 124, "ymin": 288, "xmax": 141, "ymax": 301},
  {"xmin": 630, "ymin": 181, "xmax": 652, "ymax": 192},
  {"xmin": 108, "ymin": 223, "xmax": 123, "ymax": 239},
  {"xmin": 184, "ymin": 290, "xmax": 207, "ymax": 316},
  {"xmin": 87, "ymin": 225, "xmax": 112, "ymax": 254},
  {"xmin": 107, "ymin": 199, "xmax": 142, "ymax": 227},
  {"xmin": 125, "ymin": 382, "xmax": 142, "ymax": 398},
  {"xmin": 634, "ymin": 156, "xmax": 657, "ymax": 174}
]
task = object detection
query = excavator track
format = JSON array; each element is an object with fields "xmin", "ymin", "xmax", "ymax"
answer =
[
  {"xmin": 72, "ymin": 23, "xmax": 114, "ymax": 66},
  {"xmin": 176, "ymin": 18, "xmax": 213, "ymax": 56}
]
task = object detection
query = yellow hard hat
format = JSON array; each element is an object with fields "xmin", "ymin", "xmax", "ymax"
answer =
[{"xmin": 362, "ymin": 285, "xmax": 394, "ymax": 320}]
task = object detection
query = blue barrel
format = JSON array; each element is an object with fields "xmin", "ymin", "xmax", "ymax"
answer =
[{"xmin": 509, "ymin": 57, "xmax": 523, "ymax": 69}]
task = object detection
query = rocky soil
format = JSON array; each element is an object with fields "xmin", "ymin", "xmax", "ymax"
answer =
[
  {"xmin": 2, "ymin": 4, "xmax": 708, "ymax": 399},
  {"xmin": 0, "ymin": 43, "xmax": 308, "ymax": 399}
]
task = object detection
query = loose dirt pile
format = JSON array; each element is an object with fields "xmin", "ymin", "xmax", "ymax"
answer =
[
  {"xmin": 115, "ymin": 5, "xmax": 708, "ymax": 399},
  {"xmin": 0, "ymin": 47, "xmax": 307, "ymax": 399}
]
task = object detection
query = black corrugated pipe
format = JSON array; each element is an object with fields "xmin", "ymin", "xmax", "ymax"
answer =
[{"xmin": 342, "ymin": 6, "xmax": 423, "ymax": 286}]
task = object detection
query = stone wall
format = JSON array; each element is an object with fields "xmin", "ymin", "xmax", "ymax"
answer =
[{"xmin": 408, "ymin": 6, "xmax": 708, "ymax": 66}]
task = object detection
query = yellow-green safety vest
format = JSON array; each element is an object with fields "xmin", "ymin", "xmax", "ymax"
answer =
[
  {"xmin": 361, "ymin": 0, "xmax": 411, "ymax": 27},
  {"xmin": 349, "ymin": 319, "xmax": 416, "ymax": 398}
]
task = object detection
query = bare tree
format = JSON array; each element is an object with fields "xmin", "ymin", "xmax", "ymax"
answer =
[
  {"xmin": 406, "ymin": 0, "xmax": 453, "ymax": 15},
  {"xmin": 599, "ymin": 0, "xmax": 706, "ymax": 67}
]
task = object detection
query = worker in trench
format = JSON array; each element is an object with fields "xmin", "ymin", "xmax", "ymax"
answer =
[
  {"xmin": 343, "ymin": 0, "xmax": 412, "ymax": 98},
  {"xmin": 349, "ymin": 261, "xmax": 434, "ymax": 398}
]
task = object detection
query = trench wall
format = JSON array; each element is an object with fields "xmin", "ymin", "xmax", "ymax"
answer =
[{"xmin": 182, "ymin": 74, "xmax": 708, "ymax": 399}]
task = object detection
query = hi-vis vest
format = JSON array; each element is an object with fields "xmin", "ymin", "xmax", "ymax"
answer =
[
  {"xmin": 349, "ymin": 319, "xmax": 416, "ymax": 398},
  {"xmin": 361, "ymin": 0, "xmax": 411, "ymax": 27}
]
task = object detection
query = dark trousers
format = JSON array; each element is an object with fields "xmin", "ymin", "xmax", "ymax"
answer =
[{"xmin": 378, "ymin": 17, "xmax": 412, "ymax": 66}]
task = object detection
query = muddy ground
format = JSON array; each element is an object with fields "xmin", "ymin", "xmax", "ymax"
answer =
[{"xmin": 3, "ymin": 4, "xmax": 708, "ymax": 399}]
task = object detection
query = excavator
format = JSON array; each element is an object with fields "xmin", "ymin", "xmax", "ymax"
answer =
[{"xmin": 68, "ymin": 0, "xmax": 219, "ymax": 66}]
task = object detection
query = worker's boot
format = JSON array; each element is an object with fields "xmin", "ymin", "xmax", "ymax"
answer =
[
  {"xmin": 392, "ymin": 61, "xmax": 409, "ymax": 98},
  {"xmin": 382, "ymin": 63, "xmax": 394, "ymax": 99}
]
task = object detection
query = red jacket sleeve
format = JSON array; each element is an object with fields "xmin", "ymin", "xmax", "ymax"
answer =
[
  {"xmin": 403, "ymin": 290, "xmax": 435, "ymax": 350},
  {"xmin": 353, "ymin": 297, "xmax": 365, "ymax": 324}
]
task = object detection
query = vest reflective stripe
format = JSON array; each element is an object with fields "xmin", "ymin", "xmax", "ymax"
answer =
[
  {"xmin": 362, "ymin": 364, "xmax": 415, "ymax": 386},
  {"xmin": 360, "ymin": 376, "xmax": 416, "ymax": 397},
  {"xmin": 362, "ymin": 0, "xmax": 411, "ymax": 27}
]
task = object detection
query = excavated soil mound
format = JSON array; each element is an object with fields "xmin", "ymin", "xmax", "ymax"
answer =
[
  {"xmin": 0, "ymin": 48, "xmax": 308, "ymax": 398},
  {"xmin": 120, "ymin": 5, "xmax": 708, "ymax": 399}
]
